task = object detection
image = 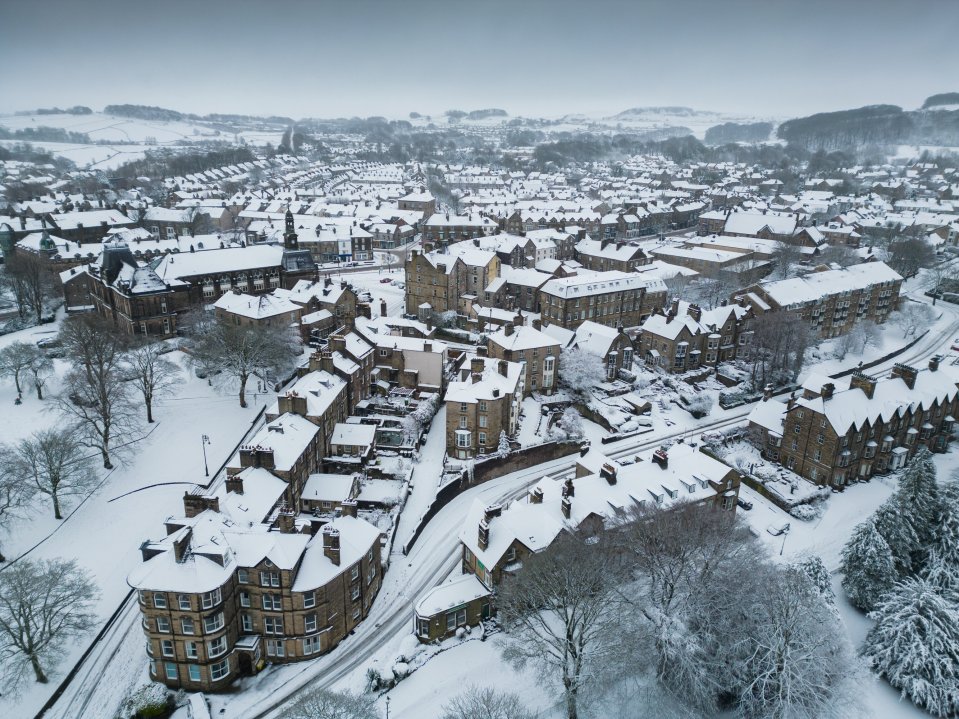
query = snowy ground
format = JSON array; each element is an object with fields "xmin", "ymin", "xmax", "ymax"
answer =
[{"xmin": 0, "ymin": 319, "xmax": 277, "ymax": 718}]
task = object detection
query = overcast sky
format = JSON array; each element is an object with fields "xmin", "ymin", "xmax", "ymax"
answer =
[{"xmin": 1, "ymin": 0, "xmax": 956, "ymax": 120}]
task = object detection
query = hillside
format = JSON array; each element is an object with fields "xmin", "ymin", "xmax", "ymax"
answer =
[{"xmin": 704, "ymin": 121, "xmax": 773, "ymax": 145}]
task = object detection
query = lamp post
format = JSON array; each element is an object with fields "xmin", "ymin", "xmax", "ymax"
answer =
[
  {"xmin": 385, "ymin": 696, "xmax": 390, "ymax": 719},
  {"xmin": 202, "ymin": 434, "xmax": 211, "ymax": 477},
  {"xmin": 780, "ymin": 523, "xmax": 791, "ymax": 556}
]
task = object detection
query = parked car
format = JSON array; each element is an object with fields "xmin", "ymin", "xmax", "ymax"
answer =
[
  {"xmin": 380, "ymin": 277, "xmax": 392, "ymax": 283},
  {"xmin": 36, "ymin": 336, "xmax": 61, "ymax": 349},
  {"xmin": 737, "ymin": 498, "xmax": 753, "ymax": 511},
  {"xmin": 766, "ymin": 522, "xmax": 790, "ymax": 536}
]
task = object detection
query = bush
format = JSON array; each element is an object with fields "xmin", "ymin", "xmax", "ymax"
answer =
[
  {"xmin": 121, "ymin": 683, "xmax": 172, "ymax": 719},
  {"xmin": 790, "ymin": 503, "xmax": 823, "ymax": 521},
  {"xmin": 682, "ymin": 393, "xmax": 713, "ymax": 418}
]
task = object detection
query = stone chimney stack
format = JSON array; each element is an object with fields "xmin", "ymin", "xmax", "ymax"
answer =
[
  {"xmin": 470, "ymin": 357, "xmax": 485, "ymax": 374},
  {"xmin": 687, "ymin": 304, "xmax": 702, "ymax": 322},
  {"xmin": 278, "ymin": 391, "xmax": 308, "ymax": 418},
  {"xmin": 173, "ymin": 528, "xmax": 192, "ymax": 563},
  {"xmin": 821, "ymin": 382, "xmax": 835, "ymax": 400},
  {"xmin": 561, "ymin": 496, "xmax": 572, "ymax": 519},
  {"xmin": 670, "ymin": 297, "xmax": 680, "ymax": 316},
  {"xmin": 930, "ymin": 355, "xmax": 942, "ymax": 372},
  {"xmin": 322, "ymin": 525, "xmax": 341, "ymax": 566},
  {"xmin": 850, "ymin": 371, "xmax": 878, "ymax": 399},
  {"xmin": 529, "ymin": 486, "xmax": 544, "ymax": 504},
  {"xmin": 471, "ymin": 372, "xmax": 482, "ymax": 384},
  {"xmin": 277, "ymin": 506, "xmax": 296, "ymax": 533},
  {"xmin": 478, "ymin": 519, "xmax": 490, "ymax": 551},
  {"xmin": 504, "ymin": 322, "xmax": 514, "ymax": 337},
  {"xmin": 891, "ymin": 363, "xmax": 918, "ymax": 390},
  {"xmin": 340, "ymin": 499, "xmax": 358, "ymax": 518},
  {"xmin": 498, "ymin": 360, "xmax": 508, "ymax": 377},
  {"xmin": 532, "ymin": 318, "xmax": 541, "ymax": 330},
  {"xmin": 225, "ymin": 474, "xmax": 244, "ymax": 495},
  {"xmin": 763, "ymin": 384, "xmax": 773, "ymax": 402}
]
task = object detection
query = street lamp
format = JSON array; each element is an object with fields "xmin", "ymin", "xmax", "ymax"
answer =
[
  {"xmin": 780, "ymin": 522, "xmax": 791, "ymax": 556},
  {"xmin": 202, "ymin": 434, "xmax": 211, "ymax": 477}
]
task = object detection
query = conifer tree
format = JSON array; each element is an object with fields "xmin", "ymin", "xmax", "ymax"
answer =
[
  {"xmin": 863, "ymin": 578, "xmax": 959, "ymax": 718},
  {"xmin": 841, "ymin": 518, "xmax": 898, "ymax": 611},
  {"xmin": 874, "ymin": 497, "xmax": 921, "ymax": 575},
  {"xmin": 895, "ymin": 448, "xmax": 941, "ymax": 559}
]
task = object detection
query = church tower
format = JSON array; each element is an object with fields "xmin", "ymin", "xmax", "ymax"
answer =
[{"xmin": 284, "ymin": 209, "xmax": 298, "ymax": 249}]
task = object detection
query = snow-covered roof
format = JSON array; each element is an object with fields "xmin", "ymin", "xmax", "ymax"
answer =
[
  {"xmin": 414, "ymin": 573, "xmax": 491, "ymax": 617},
  {"xmin": 214, "ymin": 291, "xmax": 300, "ymax": 320},
  {"xmin": 330, "ymin": 422, "xmax": 377, "ymax": 447},
  {"xmin": 487, "ymin": 325, "xmax": 560, "ymax": 352},
  {"xmin": 152, "ymin": 244, "xmax": 285, "ymax": 281},
  {"xmin": 540, "ymin": 270, "xmax": 666, "ymax": 299},
  {"xmin": 755, "ymin": 262, "xmax": 901, "ymax": 308}
]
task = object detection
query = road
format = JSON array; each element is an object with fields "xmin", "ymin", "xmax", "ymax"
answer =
[{"xmin": 42, "ymin": 290, "xmax": 959, "ymax": 719}]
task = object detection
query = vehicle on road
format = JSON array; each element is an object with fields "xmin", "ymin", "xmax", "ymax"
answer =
[
  {"xmin": 766, "ymin": 522, "xmax": 790, "ymax": 536},
  {"xmin": 737, "ymin": 498, "xmax": 753, "ymax": 510}
]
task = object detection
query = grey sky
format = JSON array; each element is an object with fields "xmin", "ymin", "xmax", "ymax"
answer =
[{"xmin": 1, "ymin": 0, "xmax": 956, "ymax": 120}]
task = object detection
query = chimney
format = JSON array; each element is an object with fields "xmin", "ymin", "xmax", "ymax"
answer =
[
  {"xmin": 930, "ymin": 355, "xmax": 942, "ymax": 372},
  {"xmin": 476, "ymin": 345, "xmax": 487, "ymax": 357},
  {"xmin": 532, "ymin": 318, "xmax": 541, "ymax": 330},
  {"xmin": 226, "ymin": 474, "xmax": 244, "ymax": 495},
  {"xmin": 478, "ymin": 520, "xmax": 490, "ymax": 551},
  {"xmin": 561, "ymin": 496, "xmax": 571, "ymax": 519},
  {"xmin": 277, "ymin": 506, "xmax": 296, "ymax": 533},
  {"xmin": 529, "ymin": 486, "xmax": 544, "ymax": 504},
  {"xmin": 821, "ymin": 382, "xmax": 835, "ymax": 400},
  {"xmin": 498, "ymin": 360, "xmax": 508, "ymax": 377},
  {"xmin": 890, "ymin": 363, "xmax": 918, "ymax": 391},
  {"xmin": 600, "ymin": 462, "xmax": 617, "ymax": 485},
  {"xmin": 562, "ymin": 477, "xmax": 575, "ymax": 498},
  {"xmin": 173, "ymin": 528, "xmax": 192, "ymax": 563},
  {"xmin": 504, "ymin": 322, "xmax": 514, "ymax": 337},
  {"xmin": 471, "ymin": 372, "xmax": 482, "ymax": 384},
  {"xmin": 763, "ymin": 384, "xmax": 773, "ymax": 402},
  {"xmin": 424, "ymin": 342, "xmax": 432, "ymax": 353},
  {"xmin": 340, "ymin": 499, "xmax": 357, "ymax": 518},
  {"xmin": 687, "ymin": 304, "xmax": 702, "ymax": 322},
  {"xmin": 278, "ymin": 391, "xmax": 308, "ymax": 418},
  {"xmin": 322, "ymin": 525, "xmax": 341, "ymax": 565},
  {"xmin": 850, "ymin": 372, "xmax": 878, "ymax": 399},
  {"xmin": 470, "ymin": 357, "xmax": 485, "ymax": 374},
  {"xmin": 652, "ymin": 448, "xmax": 668, "ymax": 468}
]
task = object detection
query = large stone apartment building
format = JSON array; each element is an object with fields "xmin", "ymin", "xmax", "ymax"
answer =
[
  {"xmin": 404, "ymin": 248, "xmax": 500, "ymax": 316},
  {"xmin": 734, "ymin": 261, "xmax": 902, "ymax": 339},
  {"xmin": 128, "ymin": 411, "xmax": 384, "ymax": 692},
  {"xmin": 538, "ymin": 270, "xmax": 667, "ymax": 331},
  {"xmin": 486, "ymin": 320, "xmax": 560, "ymax": 396},
  {"xmin": 748, "ymin": 360, "xmax": 959, "ymax": 488}
]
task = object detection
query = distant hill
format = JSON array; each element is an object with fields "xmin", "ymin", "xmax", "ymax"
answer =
[
  {"xmin": 922, "ymin": 93, "xmax": 959, "ymax": 109},
  {"xmin": 101, "ymin": 104, "xmax": 291, "ymax": 126},
  {"xmin": 777, "ymin": 103, "xmax": 959, "ymax": 150},
  {"xmin": 612, "ymin": 106, "xmax": 700, "ymax": 118},
  {"xmin": 704, "ymin": 121, "xmax": 773, "ymax": 145},
  {"xmin": 467, "ymin": 108, "xmax": 508, "ymax": 120}
]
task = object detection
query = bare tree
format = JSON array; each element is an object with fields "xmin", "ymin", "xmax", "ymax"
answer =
[
  {"xmin": 55, "ymin": 315, "xmax": 137, "ymax": 468},
  {"xmin": 746, "ymin": 311, "xmax": 813, "ymax": 390},
  {"xmin": 0, "ymin": 445, "xmax": 34, "ymax": 562},
  {"xmin": 498, "ymin": 532, "xmax": 626, "ymax": 719},
  {"xmin": 26, "ymin": 344, "xmax": 53, "ymax": 399},
  {"xmin": 185, "ymin": 313, "xmax": 300, "ymax": 408},
  {"xmin": 0, "ymin": 341, "xmax": 35, "ymax": 396},
  {"xmin": 888, "ymin": 237, "xmax": 936, "ymax": 279},
  {"xmin": 441, "ymin": 686, "xmax": 539, "ymax": 719},
  {"xmin": 283, "ymin": 688, "xmax": 379, "ymax": 719},
  {"xmin": 559, "ymin": 347, "xmax": 605, "ymax": 399},
  {"xmin": 0, "ymin": 558, "xmax": 98, "ymax": 688},
  {"xmin": 771, "ymin": 241, "xmax": 803, "ymax": 280},
  {"xmin": 2, "ymin": 251, "xmax": 52, "ymax": 323},
  {"xmin": 12, "ymin": 428, "xmax": 99, "ymax": 519},
  {"xmin": 124, "ymin": 341, "xmax": 180, "ymax": 423},
  {"xmin": 889, "ymin": 302, "xmax": 936, "ymax": 338},
  {"xmin": 832, "ymin": 320, "xmax": 881, "ymax": 361}
]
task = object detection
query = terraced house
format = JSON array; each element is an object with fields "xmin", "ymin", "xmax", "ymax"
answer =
[
  {"xmin": 748, "ymin": 360, "xmax": 959, "ymax": 488},
  {"xmin": 538, "ymin": 270, "xmax": 667, "ymax": 330}
]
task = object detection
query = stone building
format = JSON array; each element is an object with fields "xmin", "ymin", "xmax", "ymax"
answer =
[{"xmin": 444, "ymin": 354, "xmax": 524, "ymax": 459}]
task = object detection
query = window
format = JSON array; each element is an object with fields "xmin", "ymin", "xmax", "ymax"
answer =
[
  {"xmin": 185, "ymin": 641, "xmax": 198, "ymax": 659},
  {"xmin": 156, "ymin": 617, "xmax": 171, "ymax": 633},
  {"xmin": 352, "ymin": 607, "xmax": 361, "ymax": 620},
  {"xmin": 165, "ymin": 662, "xmax": 177, "ymax": 680},
  {"xmin": 793, "ymin": 424, "xmax": 801, "ymax": 434},
  {"xmin": 239, "ymin": 591, "xmax": 250, "ymax": 608},
  {"xmin": 478, "ymin": 401, "xmax": 488, "ymax": 412},
  {"xmin": 260, "ymin": 571, "xmax": 280, "ymax": 587},
  {"xmin": 238, "ymin": 568, "xmax": 249, "ymax": 584},
  {"xmin": 305, "ymin": 613, "xmax": 318, "ymax": 633},
  {"xmin": 181, "ymin": 617, "xmax": 195, "ymax": 635},
  {"xmin": 208, "ymin": 635, "xmax": 228, "ymax": 658},
  {"xmin": 460, "ymin": 403, "xmax": 468, "ymax": 413},
  {"xmin": 242, "ymin": 614, "xmax": 253, "ymax": 633},
  {"xmin": 262, "ymin": 594, "xmax": 282, "ymax": 611},
  {"xmin": 177, "ymin": 594, "xmax": 191, "ymax": 611},
  {"xmin": 455, "ymin": 430, "xmax": 470, "ymax": 448},
  {"xmin": 479, "ymin": 415, "xmax": 487, "ymax": 428},
  {"xmin": 303, "ymin": 591, "xmax": 316, "ymax": 609},
  {"xmin": 722, "ymin": 494, "xmax": 735, "ymax": 511},
  {"xmin": 479, "ymin": 432, "xmax": 487, "ymax": 445},
  {"xmin": 203, "ymin": 612, "xmax": 224, "ymax": 634},
  {"xmin": 459, "ymin": 416, "xmax": 468, "ymax": 429},
  {"xmin": 210, "ymin": 658, "xmax": 230, "ymax": 681},
  {"xmin": 446, "ymin": 608, "xmax": 467, "ymax": 631},
  {"xmin": 188, "ymin": 664, "xmax": 202, "ymax": 682},
  {"xmin": 264, "ymin": 616, "xmax": 284, "ymax": 635},
  {"xmin": 368, "ymin": 564, "xmax": 376, "ymax": 585},
  {"xmin": 351, "ymin": 586, "xmax": 361, "ymax": 601},
  {"xmin": 161, "ymin": 639, "xmax": 174, "ymax": 657},
  {"xmin": 816, "ymin": 434, "xmax": 824, "ymax": 445},
  {"xmin": 351, "ymin": 565, "xmax": 360, "ymax": 581},
  {"xmin": 267, "ymin": 638, "xmax": 285, "ymax": 657},
  {"xmin": 153, "ymin": 593, "xmax": 167, "ymax": 609},
  {"xmin": 201, "ymin": 588, "xmax": 221, "ymax": 609},
  {"xmin": 303, "ymin": 635, "xmax": 321, "ymax": 655},
  {"xmin": 379, "ymin": 348, "xmax": 388, "ymax": 357}
]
